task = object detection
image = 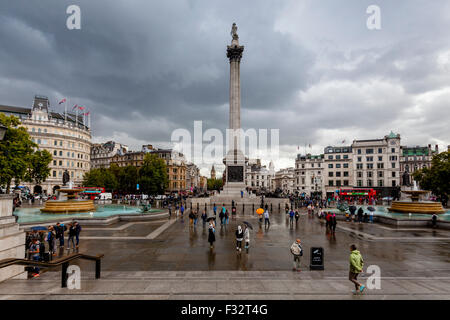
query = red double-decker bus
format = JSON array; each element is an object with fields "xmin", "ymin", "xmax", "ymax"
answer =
[
  {"xmin": 338, "ymin": 188, "xmax": 376, "ymax": 197},
  {"xmin": 77, "ymin": 187, "xmax": 105, "ymax": 200}
]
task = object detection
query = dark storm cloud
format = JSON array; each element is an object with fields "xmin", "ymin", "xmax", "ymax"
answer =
[{"xmin": 0, "ymin": 0, "xmax": 449, "ymax": 170}]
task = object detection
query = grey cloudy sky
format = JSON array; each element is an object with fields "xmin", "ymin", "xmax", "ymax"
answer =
[{"xmin": 1, "ymin": 0, "xmax": 449, "ymax": 175}]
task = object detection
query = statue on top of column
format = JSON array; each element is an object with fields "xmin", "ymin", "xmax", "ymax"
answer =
[{"xmin": 231, "ymin": 23, "xmax": 238, "ymax": 40}]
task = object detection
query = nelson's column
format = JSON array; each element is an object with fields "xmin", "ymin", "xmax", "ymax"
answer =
[{"xmin": 222, "ymin": 23, "xmax": 247, "ymax": 196}]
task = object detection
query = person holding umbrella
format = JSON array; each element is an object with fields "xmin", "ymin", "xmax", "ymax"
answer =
[
  {"xmin": 349, "ymin": 205, "xmax": 356, "ymax": 222},
  {"xmin": 256, "ymin": 207, "xmax": 264, "ymax": 225},
  {"xmin": 367, "ymin": 206, "xmax": 375, "ymax": 223}
]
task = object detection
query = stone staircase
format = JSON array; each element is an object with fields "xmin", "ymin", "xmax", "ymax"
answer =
[{"xmin": 1, "ymin": 270, "xmax": 450, "ymax": 300}]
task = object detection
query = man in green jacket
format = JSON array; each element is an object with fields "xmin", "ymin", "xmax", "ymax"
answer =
[{"xmin": 349, "ymin": 244, "xmax": 365, "ymax": 294}]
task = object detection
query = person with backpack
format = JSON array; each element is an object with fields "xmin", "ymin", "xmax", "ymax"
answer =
[
  {"xmin": 46, "ymin": 226, "xmax": 56, "ymax": 256},
  {"xmin": 193, "ymin": 210, "xmax": 199, "ymax": 226},
  {"xmin": 224, "ymin": 209, "xmax": 230, "ymax": 225},
  {"xmin": 67, "ymin": 223, "xmax": 77, "ymax": 251},
  {"xmin": 235, "ymin": 225, "xmax": 244, "ymax": 252},
  {"xmin": 431, "ymin": 213, "xmax": 438, "ymax": 228},
  {"xmin": 290, "ymin": 239, "xmax": 303, "ymax": 272},
  {"xmin": 189, "ymin": 211, "xmax": 195, "ymax": 226},
  {"xmin": 349, "ymin": 244, "xmax": 365, "ymax": 294}
]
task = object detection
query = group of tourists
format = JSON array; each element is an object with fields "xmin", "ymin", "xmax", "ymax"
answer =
[
  {"xmin": 317, "ymin": 210, "xmax": 337, "ymax": 233},
  {"xmin": 347, "ymin": 206, "xmax": 374, "ymax": 223},
  {"xmin": 25, "ymin": 220, "xmax": 82, "ymax": 278}
]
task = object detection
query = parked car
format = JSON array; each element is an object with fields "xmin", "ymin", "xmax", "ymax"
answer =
[{"xmin": 99, "ymin": 192, "xmax": 112, "ymax": 200}]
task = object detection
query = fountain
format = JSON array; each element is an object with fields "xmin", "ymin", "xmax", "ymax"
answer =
[
  {"xmin": 40, "ymin": 171, "xmax": 95, "ymax": 213},
  {"xmin": 388, "ymin": 181, "xmax": 444, "ymax": 214}
]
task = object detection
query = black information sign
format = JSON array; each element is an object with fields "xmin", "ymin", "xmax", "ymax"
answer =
[
  {"xmin": 227, "ymin": 165, "xmax": 244, "ymax": 182},
  {"xmin": 310, "ymin": 247, "xmax": 324, "ymax": 270}
]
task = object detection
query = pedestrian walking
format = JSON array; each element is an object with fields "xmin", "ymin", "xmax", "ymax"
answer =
[
  {"xmin": 357, "ymin": 207, "xmax": 364, "ymax": 224},
  {"xmin": 225, "ymin": 209, "xmax": 230, "ymax": 225},
  {"xmin": 55, "ymin": 222, "xmax": 66, "ymax": 248},
  {"xmin": 175, "ymin": 204, "xmax": 179, "ymax": 217},
  {"xmin": 289, "ymin": 209, "xmax": 295, "ymax": 226},
  {"xmin": 46, "ymin": 226, "xmax": 56, "ymax": 256},
  {"xmin": 235, "ymin": 225, "xmax": 244, "ymax": 252},
  {"xmin": 349, "ymin": 244, "xmax": 365, "ymax": 294},
  {"xmin": 295, "ymin": 211, "xmax": 300, "ymax": 224},
  {"xmin": 189, "ymin": 211, "xmax": 195, "ymax": 226},
  {"xmin": 180, "ymin": 204, "xmax": 185, "ymax": 218},
  {"xmin": 208, "ymin": 221, "xmax": 216, "ymax": 249},
  {"xmin": 213, "ymin": 205, "xmax": 217, "ymax": 216},
  {"xmin": 244, "ymin": 225, "xmax": 250, "ymax": 253},
  {"xmin": 193, "ymin": 210, "xmax": 199, "ymax": 226},
  {"xmin": 74, "ymin": 221, "xmax": 82, "ymax": 248},
  {"xmin": 431, "ymin": 213, "xmax": 437, "ymax": 228},
  {"xmin": 290, "ymin": 239, "xmax": 303, "ymax": 272},
  {"xmin": 168, "ymin": 204, "xmax": 172, "ymax": 219},
  {"xmin": 369, "ymin": 211, "xmax": 374, "ymax": 223},
  {"xmin": 67, "ymin": 223, "xmax": 77, "ymax": 250},
  {"xmin": 264, "ymin": 206, "xmax": 270, "ymax": 228},
  {"xmin": 201, "ymin": 210, "xmax": 207, "ymax": 227},
  {"xmin": 331, "ymin": 213, "xmax": 337, "ymax": 233},
  {"xmin": 232, "ymin": 206, "xmax": 237, "ymax": 220},
  {"xmin": 219, "ymin": 209, "xmax": 224, "ymax": 225}
]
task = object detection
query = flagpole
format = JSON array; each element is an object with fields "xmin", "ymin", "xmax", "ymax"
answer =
[{"xmin": 64, "ymin": 99, "xmax": 67, "ymax": 122}]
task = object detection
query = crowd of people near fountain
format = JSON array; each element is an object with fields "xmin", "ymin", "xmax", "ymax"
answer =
[{"xmin": 24, "ymin": 220, "xmax": 82, "ymax": 278}]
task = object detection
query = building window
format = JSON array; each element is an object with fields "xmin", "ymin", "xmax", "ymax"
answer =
[
  {"xmin": 328, "ymin": 172, "xmax": 333, "ymax": 177},
  {"xmin": 366, "ymin": 157, "xmax": 373, "ymax": 162},
  {"xmin": 357, "ymin": 172, "xmax": 362, "ymax": 178},
  {"xmin": 377, "ymin": 163, "xmax": 384, "ymax": 169},
  {"xmin": 343, "ymin": 155, "xmax": 348, "ymax": 159},
  {"xmin": 336, "ymin": 164, "xmax": 341, "ymax": 168},
  {"xmin": 357, "ymin": 164, "xmax": 363, "ymax": 170},
  {"xmin": 343, "ymin": 180, "xmax": 349, "ymax": 186},
  {"xmin": 328, "ymin": 164, "xmax": 333, "ymax": 169},
  {"xmin": 357, "ymin": 157, "xmax": 362, "ymax": 162},
  {"xmin": 367, "ymin": 164, "xmax": 373, "ymax": 169},
  {"xmin": 336, "ymin": 155, "xmax": 341, "ymax": 160},
  {"xmin": 53, "ymin": 160, "xmax": 56, "ymax": 165},
  {"xmin": 336, "ymin": 180, "xmax": 341, "ymax": 187},
  {"xmin": 357, "ymin": 149, "xmax": 361, "ymax": 154},
  {"xmin": 343, "ymin": 171, "xmax": 349, "ymax": 177},
  {"xmin": 378, "ymin": 171, "xmax": 383, "ymax": 178},
  {"xmin": 367, "ymin": 180, "xmax": 373, "ymax": 187},
  {"xmin": 53, "ymin": 171, "xmax": 56, "ymax": 177},
  {"xmin": 328, "ymin": 181, "xmax": 334, "ymax": 186},
  {"xmin": 366, "ymin": 149, "xmax": 374, "ymax": 154},
  {"xmin": 328, "ymin": 155, "xmax": 333, "ymax": 160},
  {"xmin": 357, "ymin": 180, "xmax": 362, "ymax": 187},
  {"xmin": 392, "ymin": 180, "xmax": 396, "ymax": 187},
  {"xmin": 392, "ymin": 172, "xmax": 396, "ymax": 177},
  {"xmin": 378, "ymin": 148, "xmax": 382, "ymax": 153},
  {"xmin": 392, "ymin": 163, "xmax": 396, "ymax": 168},
  {"xmin": 378, "ymin": 180, "xmax": 383, "ymax": 187},
  {"xmin": 368, "ymin": 171, "xmax": 373, "ymax": 178},
  {"xmin": 343, "ymin": 163, "xmax": 349, "ymax": 168},
  {"xmin": 378, "ymin": 156, "xmax": 383, "ymax": 161}
]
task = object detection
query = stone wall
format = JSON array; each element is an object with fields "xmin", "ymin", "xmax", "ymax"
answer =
[{"xmin": 0, "ymin": 195, "xmax": 26, "ymax": 282}]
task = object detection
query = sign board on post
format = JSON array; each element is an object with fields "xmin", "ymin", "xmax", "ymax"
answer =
[
  {"xmin": 310, "ymin": 247, "xmax": 324, "ymax": 270},
  {"xmin": 136, "ymin": 184, "xmax": 139, "ymax": 190}
]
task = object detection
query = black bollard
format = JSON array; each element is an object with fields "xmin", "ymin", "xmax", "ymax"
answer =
[{"xmin": 242, "ymin": 203, "xmax": 245, "ymax": 215}]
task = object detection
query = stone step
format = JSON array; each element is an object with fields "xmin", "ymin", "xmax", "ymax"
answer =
[
  {"xmin": 0, "ymin": 223, "xmax": 21, "ymax": 239},
  {"xmin": 0, "ymin": 216, "xmax": 17, "ymax": 226}
]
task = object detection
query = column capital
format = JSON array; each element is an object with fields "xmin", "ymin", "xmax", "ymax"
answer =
[{"xmin": 227, "ymin": 45, "xmax": 244, "ymax": 62}]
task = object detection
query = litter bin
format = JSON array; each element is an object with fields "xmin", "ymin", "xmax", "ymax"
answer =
[{"xmin": 310, "ymin": 247, "xmax": 324, "ymax": 270}]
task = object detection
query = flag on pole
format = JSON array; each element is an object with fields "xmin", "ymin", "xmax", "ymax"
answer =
[
  {"xmin": 341, "ymin": 139, "xmax": 346, "ymax": 144},
  {"xmin": 72, "ymin": 104, "xmax": 78, "ymax": 111},
  {"xmin": 78, "ymin": 106, "xmax": 85, "ymax": 110},
  {"xmin": 58, "ymin": 98, "xmax": 66, "ymax": 105}
]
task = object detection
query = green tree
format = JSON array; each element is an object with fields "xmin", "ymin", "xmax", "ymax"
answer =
[
  {"xmin": 207, "ymin": 178, "xmax": 223, "ymax": 191},
  {"xmin": 25, "ymin": 150, "xmax": 52, "ymax": 185},
  {"xmin": 82, "ymin": 168, "xmax": 118, "ymax": 192},
  {"xmin": 120, "ymin": 165, "xmax": 139, "ymax": 194},
  {"xmin": 138, "ymin": 153, "xmax": 168, "ymax": 195},
  {"xmin": 413, "ymin": 151, "xmax": 450, "ymax": 205},
  {"xmin": 0, "ymin": 114, "xmax": 41, "ymax": 193}
]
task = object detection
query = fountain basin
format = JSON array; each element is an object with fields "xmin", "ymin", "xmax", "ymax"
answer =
[
  {"xmin": 40, "ymin": 199, "xmax": 95, "ymax": 213},
  {"xmin": 388, "ymin": 201, "xmax": 445, "ymax": 214}
]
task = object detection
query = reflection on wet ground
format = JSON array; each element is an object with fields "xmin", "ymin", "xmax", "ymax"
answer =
[{"xmin": 68, "ymin": 210, "xmax": 450, "ymax": 277}]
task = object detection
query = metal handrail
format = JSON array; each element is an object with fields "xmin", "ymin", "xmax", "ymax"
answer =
[{"xmin": 0, "ymin": 253, "xmax": 104, "ymax": 288}]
